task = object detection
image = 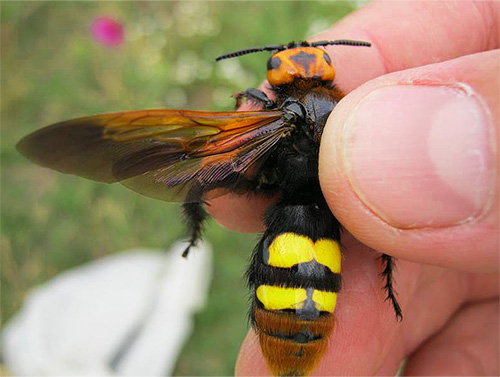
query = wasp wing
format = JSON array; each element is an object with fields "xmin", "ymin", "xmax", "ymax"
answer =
[{"xmin": 17, "ymin": 109, "xmax": 285, "ymax": 202}]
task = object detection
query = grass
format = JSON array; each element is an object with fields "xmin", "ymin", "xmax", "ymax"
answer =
[{"xmin": 1, "ymin": 2, "xmax": 358, "ymax": 375}]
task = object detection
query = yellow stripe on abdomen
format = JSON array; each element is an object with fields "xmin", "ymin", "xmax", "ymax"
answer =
[
  {"xmin": 267, "ymin": 233, "xmax": 314, "ymax": 268},
  {"xmin": 256, "ymin": 285, "xmax": 307, "ymax": 311},
  {"xmin": 314, "ymin": 239, "xmax": 341, "ymax": 273},
  {"xmin": 267, "ymin": 233, "xmax": 341, "ymax": 273},
  {"xmin": 312, "ymin": 290, "xmax": 337, "ymax": 313},
  {"xmin": 257, "ymin": 285, "xmax": 338, "ymax": 314}
]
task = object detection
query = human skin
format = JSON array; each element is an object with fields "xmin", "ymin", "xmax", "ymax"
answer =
[{"xmin": 208, "ymin": 1, "xmax": 499, "ymax": 375}]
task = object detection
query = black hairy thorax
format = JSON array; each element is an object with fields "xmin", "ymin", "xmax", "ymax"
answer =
[{"xmin": 253, "ymin": 85, "xmax": 339, "ymax": 202}]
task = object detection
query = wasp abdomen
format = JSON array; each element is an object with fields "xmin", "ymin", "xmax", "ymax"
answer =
[{"xmin": 249, "ymin": 217, "xmax": 341, "ymax": 376}]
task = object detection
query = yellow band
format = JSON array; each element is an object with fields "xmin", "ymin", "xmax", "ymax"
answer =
[
  {"xmin": 256, "ymin": 285, "xmax": 338, "ymax": 313},
  {"xmin": 267, "ymin": 233, "xmax": 341, "ymax": 273},
  {"xmin": 312, "ymin": 290, "xmax": 337, "ymax": 313},
  {"xmin": 256, "ymin": 285, "xmax": 307, "ymax": 311}
]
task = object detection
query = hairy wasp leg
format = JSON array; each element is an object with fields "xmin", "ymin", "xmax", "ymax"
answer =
[
  {"xmin": 181, "ymin": 202, "xmax": 208, "ymax": 258},
  {"xmin": 380, "ymin": 254, "xmax": 403, "ymax": 321},
  {"xmin": 180, "ymin": 174, "xmax": 258, "ymax": 258},
  {"xmin": 234, "ymin": 88, "xmax": 277, "ymax": 110}
]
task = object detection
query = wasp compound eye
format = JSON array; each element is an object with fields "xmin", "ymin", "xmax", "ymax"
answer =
[
  {"xmin": 267, "ymin": 56, "xmax": 281, "ymax": 71},
  {"xmin": 323, "ymin": 53, "xmax": 332, "ymax": 65}
]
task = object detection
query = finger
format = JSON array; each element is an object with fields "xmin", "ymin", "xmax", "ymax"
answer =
[
  {"xmin": 316, "ymin": 0, "xmax": 499, "ymax": 92},
  {"xmin": 210, "ymin": 1, "xmax": 499, "ymax": 233},
  {"xmin": 404, "ymin": 300, "xmax": 499, "ymax": 375},
  {"xmin": 235, "ymin": 233, "xmax": 499, "ymax": 376},
  {"xmin": 320, "ymin": 50, "xmax": 499, "ymax": 273},
  {"xmin": 206, "ymin": 193, "xmax": 276, "ymax": 233}
]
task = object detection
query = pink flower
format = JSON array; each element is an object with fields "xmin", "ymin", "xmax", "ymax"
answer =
[{"xmin": 91, "ymin": 17, "xmax": 124, "ymax": 47}]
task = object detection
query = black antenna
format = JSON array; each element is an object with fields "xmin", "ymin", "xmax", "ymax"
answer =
[
  {"xmin": 215, "ymin": 39, "xmax": 371, "ymax": 62},
  {"xmin": 311, "ymin": 40, "xmax": 372, "ymax": 47}
]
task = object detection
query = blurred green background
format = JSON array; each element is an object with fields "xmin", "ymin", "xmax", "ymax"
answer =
[{"xmin": 1, "ymin": 2, "xmax": 360, "ymax": 375}]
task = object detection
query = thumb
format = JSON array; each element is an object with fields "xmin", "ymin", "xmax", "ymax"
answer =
[{"xmin": 319, "ymin": 50, "xmax": 499, "ymax": 273}]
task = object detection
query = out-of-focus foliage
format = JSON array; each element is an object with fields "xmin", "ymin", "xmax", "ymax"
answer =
[{"xmin": 1, "ymin": 2, "xmax": 358, "ymax": 375}]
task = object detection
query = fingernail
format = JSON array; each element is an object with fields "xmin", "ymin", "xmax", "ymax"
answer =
[{"xmin": 343, "ymin": 85, "xmax": 495, "ymax": 229}]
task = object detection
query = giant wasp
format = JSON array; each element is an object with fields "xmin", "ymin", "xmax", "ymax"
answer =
[{"xmin": 17, "ymin": 39, "xmax": 402, "ymax": 376}]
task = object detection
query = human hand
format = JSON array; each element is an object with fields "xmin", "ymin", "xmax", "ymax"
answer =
[{"xmin": 210, "ymin": 1, "xmax": 499, "ymax": 375}]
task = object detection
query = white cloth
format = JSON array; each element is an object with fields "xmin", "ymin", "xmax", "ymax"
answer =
[{"xmin": 2, "ymin": 241, "xmax": 212, "ymax": 376}]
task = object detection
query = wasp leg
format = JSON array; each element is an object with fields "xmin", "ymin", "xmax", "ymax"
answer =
[
  {"xmin": 380, "ymin": 254, "xmax": 403, "ymax": 321},
  {"xmin": 181, "ymin": 202, "xmax": 208, "ymax": 258},
  {"xmin": 234, "ymin": 88, "xmax": 276, "ymax": 110},
  {"xmin": 180, "ymin": 173, "xmax": 260, "ymax": 258}
]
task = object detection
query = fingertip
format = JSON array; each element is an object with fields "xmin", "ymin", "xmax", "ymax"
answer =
[{"xmin": 313, "ymin": 1, "xmax": 498, "ymax": 93}]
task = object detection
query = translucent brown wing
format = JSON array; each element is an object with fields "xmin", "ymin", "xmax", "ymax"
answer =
[{"xmin": 17, "ymin": 109, "xmax": 286, "ymax": 202}]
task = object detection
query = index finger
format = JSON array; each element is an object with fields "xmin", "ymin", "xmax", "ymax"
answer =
[{"xmin": 318, "ymin": 0, "xmax": 499, "ymax": 92}]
